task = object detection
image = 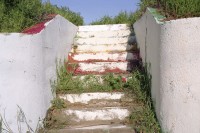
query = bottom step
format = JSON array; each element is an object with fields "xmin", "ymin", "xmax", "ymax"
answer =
[{"xmin": 47, "ymin": 124, "xmax": 135, "ymax": 133}]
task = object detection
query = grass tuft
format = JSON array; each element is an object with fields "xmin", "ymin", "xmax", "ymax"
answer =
[
  {"xmin": 91, "ymin": 0, "xmax": 200, "ymax": 26},
  {"xmin": 50, "ymin": 63, "xmax": 162, "ymax": 132},
  {"xmin": 55, "ymin": 64, "xmax": 126, "ymax": 94},
  {"xmin": 0, "ymin": 0, "xmax": 83, "ymax": 32},
  {"xmin": 158, "ymin": 0, "xmax": 200, "ymax": 18},
  {"xmin": 90, "ymin": 0, "xmax": 157, "ymax": 25},
  {"xmin": 51, "ymin": 98, "xmax": 66, "ymax": 110},
  {"xmin": 127, "ymin": 66, "xmax": 161, "ymax": 133}
]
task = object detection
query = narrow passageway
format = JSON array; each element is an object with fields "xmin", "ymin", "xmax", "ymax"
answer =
[
  {"xmin": 44, "ymin": 24, "xmax": 139, "ymax": 133},
  {"xmin": 43, "ymin": 24, "xmax": 159, "ymax": 133}
]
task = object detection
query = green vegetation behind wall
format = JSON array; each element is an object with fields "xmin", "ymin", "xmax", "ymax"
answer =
[
  {"xmin": 90, "ymin": 0, "xmax": 156, "ymax": 25},
  {"xmin": 90, "ymin": 11, "xmax": 138, "ymax": 25},
  {"xmin": 0, "ymin": 0, "xmax": 83, "ymax": 32},
  {"xmin": 158, "ymin": 0, "xmax": 200, "ymax": 18},
  {"xmin": 90, "ymin": 0, "xmax": 200, "ymax": 25}
]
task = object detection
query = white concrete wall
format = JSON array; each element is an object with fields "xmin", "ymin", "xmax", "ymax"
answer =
[
  {"xmin": 134, "ymin": 8, "xmax": 200, "ymax": 133},
  {"xmin": 134, "ymin": 9, "xmax": 161, "ymax": 111},
  {"xmin": 0, "ymin": 15, "xmax": 78, "ymax": 132},
  {"xmin": 160, "ymin": 18, "xmax": 200, "ymax": 133}
]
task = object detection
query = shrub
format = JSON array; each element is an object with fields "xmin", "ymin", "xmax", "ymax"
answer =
[
  {"xmin": 90, "ymin": 0, "xmax": 157, "ymax": 25},
  {"xmin": 139, "ymin": 0, "xmax": 200, "ymax": 19},
  {"xmin": 127, "ymin": 68, "xmax": 161, "ymax": 132},
  {"xmin": 138, "ymin": 0, "xmax": 200, "ymax": 19},
  {"xmin": 0, "ymin": 0, "xmax": 83, "ymax": 32},
  {"xmin": 91, "ymin": 15, "xmax": 114, "ymax": 25},
  {"xmin": 158, "ymin": 0, "xmax": 200, "ymax": 18},
  {"xmin": 42, "ymin": 2, "xmax": 83, "ymax": 26},
  {"xmin": 91, "ymin": 0, "xmax": 200, "ymax": 25},
  {"xmin": 90, "ymin": 11, "xmax": 136, "ymax": 25}
]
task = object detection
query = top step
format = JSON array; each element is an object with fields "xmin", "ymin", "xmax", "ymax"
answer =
[{"xmin": 78, "ymin": 24, "xmax": 130, "ymax": 32}]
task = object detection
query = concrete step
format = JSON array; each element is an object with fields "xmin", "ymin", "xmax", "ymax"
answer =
[
  {"xmin": 59, "ymin": 92, "xmax": 125, "ymax": 104},
  {"xmin": 74, "ymin": 36, "xmax": 136, "ymax": 45},
  {"xmin": 78, "ymin": 24, "xmax": 130, "ymax": 32},
  {"xmin": 71, "ymin": 43, "xmax": 136, "ymax": 53},
  {"xmin": 47, "ymin": 124, "xmax": 135, "ymax": 133},
  {"xmin": 67, "ymin": 74, "xmax": 131, "ymax": 89},
  {"xmin": 45, "ymin": 92, "xmax": 141, "ymax": 131},
  {"xmin": 67, "ymin": 61, "xmax": 138, "ymax": 75},
  {"xmin": 58, "ymin": 107, "xmax": 131, "ymax": 126},
  {"xmin": 77, "ymin": 30, "xmax": 131, "ymax": 38},
  {"xmin": 59, "ymin": 92, "xmax": 138, "ymax": 108},
  {"xmin": 68, "ymin": 52, "xmax": 139, "ymax": 63}
]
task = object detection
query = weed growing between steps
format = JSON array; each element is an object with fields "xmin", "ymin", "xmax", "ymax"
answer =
[
  {"xmin": 54, "ymin": 64, "xmax": 126, "ymax": 94},
  {"xmin": 51, "ymin": 98, "xmax": 67, "ymax": 109},
  {"xmin": 47, "ymin": 63, "xmax": 161, "ymax": 132},
  {"xmin": 127, "ymin": 66, "xmax": 162, "ymax": 133},
  {"xmin": 0, "ymin": 106, "xmax": 42, "ymax": 133},
  {"xmin": 43, "ymin": 107, "xmax": 69, "ymax": 130},
  {"xmin": 43, "ymin": 64, "xmax": 127, "ymax": 130}
]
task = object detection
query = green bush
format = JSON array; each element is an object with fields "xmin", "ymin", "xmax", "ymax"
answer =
[
  {"xmin": 90, "ymin": 0, "xmax": 157, "ymax": 25},
  {"xmin": 91, "ymin": 15, "xmax": 114, "ymax": 25},
  {"xmin": 42, "ymin": 2, "xmax": 83, "ymax": 26},
  {"xmin": 91, "ymin": 0, "xmax": 200, "ymax": 25},
  {"xmin": 90, "ymin": 11, "xmax": 137, "ymax": 25},
  {"xmin": 127, "ymin": 67, "xmax": 161, "ymax": 132},
  {"xmin": 139, "ymin": 0, "xmax": 200, "ymax": 19},
  {"xmin": 0, "ymin": 0, "xmax": 83, "ymax": 32},
  {"xmin": 158, "ymin": 0, "xmax": 200, "ymax": 18}
]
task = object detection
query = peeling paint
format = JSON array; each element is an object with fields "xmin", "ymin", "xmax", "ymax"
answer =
[
  {"xmin": 147, "ymin": 8, "xmax": 166, "ymax": 24},
  {"xmin": 22, "ymin": 14, "xmax": 57, "ymax": 34},
  {"xmin": 59, "ymin": 92, "xmax": 124, "ymax": 104},
  {"xmin": 64, "ymin": 107, "xmax": 130, "ymax": 122},
  {"xmin": 66, "ymin": 62, "xmax": 137, "ymax": 75},
  {"xmin": 68, "ymin": 52, "xmax": 139, "ymax": 63}
]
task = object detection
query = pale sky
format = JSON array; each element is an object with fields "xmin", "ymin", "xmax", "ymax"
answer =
[{"xmin": 43, "ymin": 0, "xmax": 140, "ymax": 24}]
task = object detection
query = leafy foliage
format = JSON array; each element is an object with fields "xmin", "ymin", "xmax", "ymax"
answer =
[
  {"xmin": 91, "ymin": 15, "xmax": 114, "ymax": 25},
  {"xmin": 127, "ymin": 67, "xmax": 161, "ymax": 132},
  {"xmin": 0, "ymin": 0, "xmax": 83, "ymax": 32},
  {"xmin": 91, "ymin": 0, "xmax": 200, "ymax": 25},
  {"xmin": 42, "ymin": 2, "xmax": 83, "ymax": 26},
  {"xmin": 55, "ymin": 64, "xmax": 125, "ymax": 94},
  {"xmin": 54, "ymin": 62, "xmax": 161, "ymax": 132},
  {"xmin": 158, "ymin": 0, "xmax": 200, "ymax": 18},
  {"xmin": 90, "ymin": 11, "xmax": 137, "ymax": 25},
  {"xmin": 51, "ymin": 98, "xmax": 66, "ymax": 109},
  {"xmin": 139, "ymin": 0, "xmax": 200, "ymax": 19},
  {"xmin": 90, "ymin": 0, "xmax": 157, "ymax": 25}
]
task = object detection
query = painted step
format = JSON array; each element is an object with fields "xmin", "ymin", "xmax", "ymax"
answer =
[
  {"xmin": 59, "ymin": 92, "xmax": 125, "ymax": 104},
  {"xmin": 77, "ymin": 30, "xmax": 132, "ymax": 38},
  {"xmin": 68, "ymin": 52, "xmax": 139, "ymax": 62},
  {"xmin": 47, "ymin": 124, "xmax": 135, "ymax": 133},
  {"xmin": 67, "ymin": 61, "xmax": 138, "ymax": 75},
  {"xmin": 74, "ymin": 36, "xmax": 136, "ymax": 45},
  {"xmin": 72, "ymin": 74, "xmax": 131, "ymax": 83},
  {"xmin": 72, "ymin": 43, "xmax": 136, "ymax": 53},
  {"xmin": 59, "ymin": 92, "xmax": 137, "ymax": 108},
  {"xmin": 59, "ymin": 107, "xmax": 130, "ymax": 126},
  {"xmin": 78, "ymin": 24, "xmax": 130, "ymax": 32}
]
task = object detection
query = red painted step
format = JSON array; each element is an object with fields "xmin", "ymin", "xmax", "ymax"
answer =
[
  {"xmin": 66, "ymin": 61, "xmax": 139, "ymax": 75},
  {"xmin": 68, "ymin": 51, "xmax": 139, "ymax": 63}
]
